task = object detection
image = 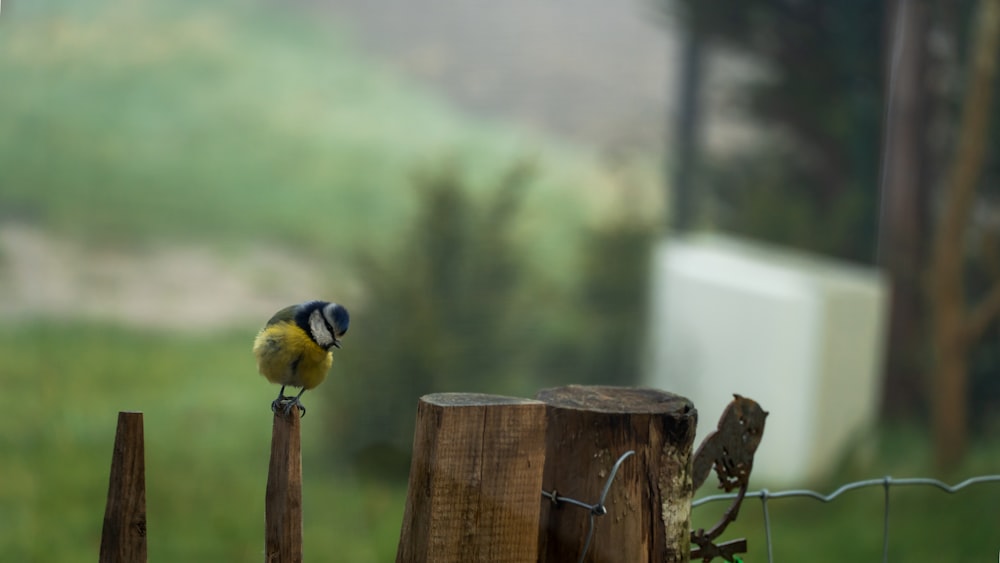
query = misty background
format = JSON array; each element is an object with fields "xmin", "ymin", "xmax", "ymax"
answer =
[{"xmin": 2, "ymin": 0, "xmax": 999, "ymax": 561}]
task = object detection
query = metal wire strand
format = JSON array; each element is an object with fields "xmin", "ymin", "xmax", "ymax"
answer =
[
  {"xmin": 693, "ymin": 474, "xmax": 1000, "ymax": 563},
  {"xmin": 881, "ymin": 476, "xmax": 891, "ymax": 563},
  {"xmin": 597, "ymin": 450, "xmax": 635, "ymax": 507},
  {"xmin": 759, "ymin": 489, "xmax": 774, "ymax": 563},
  {"xmin": 692, "ymin": 474, "xmax": 1000, "ymax": 507},
  {"xmin": 540, "ymin": 450, "xmax": 636, "ymax": 563}
]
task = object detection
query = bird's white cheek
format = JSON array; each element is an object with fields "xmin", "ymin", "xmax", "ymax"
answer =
[{"xmin": 308, "ymin": 310, "xmax": 334, "ymax": 348}]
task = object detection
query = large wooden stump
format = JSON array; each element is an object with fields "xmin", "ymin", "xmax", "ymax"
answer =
[
  {"xmin": 396, "ymin": 393, "xmax": 547, "ymax": 563},
  {"xmin": 536, "ymin": 385, "xmax": 696, "ymax": 563}
]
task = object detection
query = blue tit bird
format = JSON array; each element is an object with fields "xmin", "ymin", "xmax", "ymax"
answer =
[{"xmin": 252, "ymin": 300, "xmax": 349, "ymax": 417}]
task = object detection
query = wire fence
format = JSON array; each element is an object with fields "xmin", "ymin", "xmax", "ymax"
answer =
[
  {"xmin": 692, "ymin": 474, "xmax": 1000, "ymax": 563},
  {"xmin": 538, "ymin": 446, "xmax": 1000, "ymax": 562}
]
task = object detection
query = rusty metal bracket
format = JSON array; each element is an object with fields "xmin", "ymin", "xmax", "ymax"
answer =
[{"xmin": 690, "ymin": 394, "xmax": 768, "ymax": 562}]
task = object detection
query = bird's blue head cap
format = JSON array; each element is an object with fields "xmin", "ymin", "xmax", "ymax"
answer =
[{"xmin": 325, "ymin": 302, "xmax": 350, "ymax": 336}]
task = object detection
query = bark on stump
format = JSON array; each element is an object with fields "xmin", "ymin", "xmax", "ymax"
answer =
[{"xmin": 536, "ymin": 385, "xmax": 696, "ymax": 563}]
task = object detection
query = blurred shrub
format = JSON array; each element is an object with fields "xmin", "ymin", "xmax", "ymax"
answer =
[
  {"xmin": 533, "ymin": 218, "xmax": 654, "ymax": 387},
  {"xmin": 326, "ymin": 161, "xmax": 655, "ymax": 478},
  {"xmin": 327, "ymin": 161, "xmax": 533, "ymax": 477}
]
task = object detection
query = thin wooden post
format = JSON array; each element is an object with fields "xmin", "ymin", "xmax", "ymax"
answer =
[
  {"xmin": 100, "ymin": 411, "xmax": 147, "ymax": 563},
  {"xmin": 536, "ymin": 385, "xmax": 697, "ymax": 563},
  {"xmin": 395, "ymin": 393, "xmax": 547, "ymax": 563},
  {"xmin": 265, "ymin": 406, "xmax": 303, "ymax": 563}
]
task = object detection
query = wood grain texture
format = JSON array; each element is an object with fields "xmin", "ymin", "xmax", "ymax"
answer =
[
  {"xmin": 100, "ymin": 411, "xmax": 147, "ymax": 563},
  {"xmin": 396, "ymin": 393, "xmax": 547, "ymax": 563},
  {"xmin": 536, "ymin": 385, "xmax": 696, "ymax": 563},
  {"xmin": 265, "ymin": 407, "xmax": 303, "ymax": 563}
]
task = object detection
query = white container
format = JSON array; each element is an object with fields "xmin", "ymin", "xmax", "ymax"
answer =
[{"xmin": 645, "ymin": 235, "xmax": 888, "ymax": 485}]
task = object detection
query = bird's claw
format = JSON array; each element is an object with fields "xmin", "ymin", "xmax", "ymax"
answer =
[
  {"xmin": 271, "ymin": 395, "xmax": 306, "ymax": 418},
  {"xmin": 271, "ymin": 397, "xmax": 285, "ymax": 413},
  {"xmin": 283, "ymin": 397, "xmax": 306, "ymax": 418}
]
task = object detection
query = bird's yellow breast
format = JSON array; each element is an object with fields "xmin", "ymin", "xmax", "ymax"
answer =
[{"xmin": 252, "ymin": 322, "xmax": 333, "ymax": 390}]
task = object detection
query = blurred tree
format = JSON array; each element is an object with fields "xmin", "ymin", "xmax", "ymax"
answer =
[
  {"xmin": 575, "ymin": 222, "xmax": 654, "ymax": 384},
  {"xmin": 668, "ymin": 0, "xmax": 884, "ymax": 262},
  {"xmin": 325, "ymin": 161, "xmax": 654, "ymax": 478},
  {"xmin": 535, "ymin": 216, "xmax": 656, "ymax": 387},
  {"xmin": 670, "ymin": 27, "xmax": 704, "ymax": 232},
  {"xmin": 327, "ymin": 162, "xmax": 533, "ymax": 478},
  {"xmin": 879, "ymin": 0, "xmax": 932, "ymax": 420},
  {"xmin": 930, "ymin": 0, "xmax": 1000, "ymax": 470},
  {"xmin": 667, "ymin": 0, "xmax": 1000, "ymax": 466}
]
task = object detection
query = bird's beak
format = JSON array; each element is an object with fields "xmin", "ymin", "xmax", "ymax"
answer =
[{"xmin": 332, "ymin": 339, "xmax": 342, "ymax": 349}]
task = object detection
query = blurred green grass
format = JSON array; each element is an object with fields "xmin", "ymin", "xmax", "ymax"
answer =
[
  {"xmin": 0, "ymin": 323, "xmax": 404, "ymax": 562},
  {"xmin": 4, "ymin": 321, "xmax": 998, "ymax": 561},
  {"xmin": 692, "ymin": 427, "xmax": 1000, "ymax": 562}
]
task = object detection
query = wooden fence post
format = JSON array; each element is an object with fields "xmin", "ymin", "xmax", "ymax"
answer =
[
  {"xmin": 395, "ymin": 393, "xmax": 547, "ymax": 563},
  {"xmin": 100, "ymin": 411, "xmax": 147, "ymax": 563},
  {"xmin": 536, "ymin": 385, "xmax": 696, "ymax": 563},
  {"xmin": 265, "ymin": 406, "xmax": 303, "ymax": 563}
]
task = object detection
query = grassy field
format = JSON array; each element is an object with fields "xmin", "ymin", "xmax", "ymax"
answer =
[
  {"xmin": 0, "ymin": 323, "xmax": 408, "ymax": 562},
  {"xmin": 0, "ymin": 0, "xmax": 637, "ymax": 264},
  {"xmin": 692, "ymin": 427, "xmax": 1000, "ymax": 562}
]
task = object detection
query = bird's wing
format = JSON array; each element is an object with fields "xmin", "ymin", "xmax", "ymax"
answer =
[{"xmin": 265, "ymin": 304, "xmax": 299, "ymax": 326}]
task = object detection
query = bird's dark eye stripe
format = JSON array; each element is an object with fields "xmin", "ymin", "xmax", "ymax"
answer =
[{"xmin": 322, "ymin": 314, "xmax": 336, "ymax": 337}]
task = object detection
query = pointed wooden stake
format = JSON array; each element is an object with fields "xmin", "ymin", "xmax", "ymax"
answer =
[
  {"xmin": 265, "ymin": 406, "xmax": 303, "ymax": 563},
  {"xmin": 100, "ymin": 411, "xmax": 147, "ymax": 563}
]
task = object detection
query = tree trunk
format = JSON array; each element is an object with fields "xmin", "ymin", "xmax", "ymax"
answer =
[
  {"xmin": 879, "ymin": 0, "xmax": 930, "ymax": 419},
  {"xmin": 930, "ymin": 0, "xmax": 1000, "ymax": 471},
  {"xmin": 670, "ymin": 29, "xmax": 704, "ymax": 232}
]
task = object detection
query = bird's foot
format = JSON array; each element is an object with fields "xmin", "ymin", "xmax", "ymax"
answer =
[
  {"xmin": 272, "ymin": 395, "xmax": 306, "ymax": 418},
  {"xmin": 271, "ymin": 395, "xmax": 288, "ymax": 414},
  {"xmin": 283, "ymin": 395, "xmax": 306, "ymax": 418}
]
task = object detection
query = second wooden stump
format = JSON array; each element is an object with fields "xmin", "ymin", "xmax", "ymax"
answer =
[{"xmin": 536, "ymin": 385, "xmax": 697, "ymax": 563}]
